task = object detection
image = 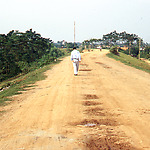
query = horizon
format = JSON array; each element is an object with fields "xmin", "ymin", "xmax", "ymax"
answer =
[{"xmin": 1, "ymin": 0, "xmax": 150, "ymax": 43}]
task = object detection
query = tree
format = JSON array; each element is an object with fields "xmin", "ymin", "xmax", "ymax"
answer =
[{"xmin": 0, "ymin": 29, "xmax": 56, "ymax": 82}]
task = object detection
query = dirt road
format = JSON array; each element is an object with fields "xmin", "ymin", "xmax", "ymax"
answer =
[{"xmin": 0, "ymin": 49, "xmax": 150, "ymax": 150}]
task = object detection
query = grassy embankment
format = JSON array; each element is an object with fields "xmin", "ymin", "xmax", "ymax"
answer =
[
  {"xmin": 107, "ymin": 52, "xmax": 150, "ymax": 73},
  {"xmin": 0, "ymin": 59, "xmax": 64, "ymax": 106},
  {"xmin": 0, "ymin": 46, "xmax": 73, "ymax": 107}
]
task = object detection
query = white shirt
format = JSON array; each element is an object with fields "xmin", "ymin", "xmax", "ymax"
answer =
[{"xmin": 71, "ymin": 50, "xmax": 81, "ymax": 61}]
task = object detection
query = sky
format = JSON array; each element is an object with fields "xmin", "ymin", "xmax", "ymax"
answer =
[{"xmin": 1, "ymin": 0, "xmax": 150, "ymax": 43}]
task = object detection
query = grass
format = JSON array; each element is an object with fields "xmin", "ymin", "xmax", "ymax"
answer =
[
  {"xmin": 107, "ymin": 52, "xmax": 150, "ymax": 73},
  {"xmin": 0, "ymin": 60, "xmax": 62, "ymax": 106}
]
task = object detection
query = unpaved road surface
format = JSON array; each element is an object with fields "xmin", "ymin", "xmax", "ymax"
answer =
[{"xmin": 0, "ymin": 50, "xmax": 150, "ymax": 150}]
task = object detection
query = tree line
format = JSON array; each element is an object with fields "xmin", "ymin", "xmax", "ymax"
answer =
[
  {"xmin": 83, "ymin": 30, "xmax": 150, "ymax": 59},
  {"xmin": 54, "ymin": 40, "xmax": 81, "ymax": 49},
  {"xmin": 0, "ymin": 29, "xmax": 64, "ymax": 82},
  {"xmin": 83, "ymin": 31, "xmax": 141, "ymax": 47}
]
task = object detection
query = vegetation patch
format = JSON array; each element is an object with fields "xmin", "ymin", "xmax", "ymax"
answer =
[
  {"xmin": 110, "ymin": 46, "xmax": 120, "ymax": 56},
  {"xmin": 0, "ymin": 60, "xmax": 62, "ymax": 106},
  {"xmin": 0, "ymin": 29, "xmax": 65, "ymax": 82},
  {"xmin": 107, "ymin": 52, "xmax": 150, "ymax": 73}
]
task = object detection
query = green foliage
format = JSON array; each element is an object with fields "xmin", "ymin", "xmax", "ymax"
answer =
[
  {"xmin": 0, "ymin": 56, "xmax": 65, "ymax": 106},
  {"xmin": 121, "ymin": 47, "xmax": 139, "ymax": 57},
  {"xmin": 141, "ymin": 46, "xmax": 150, "ymax": 59},
  {"xmin": 83, "ymin": 31, "xmax": 140, "ymax": 51},
  {"xmin": 107, "ymin": 52, "xmax": 150, "ymax": 73},
  {"xmin": 0, "ymin": 63, "xmax": 51, "ymax": 105},
  {"xmin": 66, "ymin": 42, "xmax": 74, "ymax": 48},
  {"xmin": 17, "ymin": 61, "xmax": 30, "ymax": 73},
  {"xmin": 121, "ymin": 46, "xmax": 150, "ymax": 60},
  {"xmin": 66, "ymin": 48, "xmax": 72, "ymax": 53},
  {"xmin": 0, "ymin": 29, "xmax": 64, "ymax": 82},
  {"xmin": 110, "ymin": 46, "xmax": 119, "ymax": 56},
  {"xmin": 103, "ymin": 31, "xmax": 139, "ymax": 46},
  {"xmin": 146, "ymin": 54, "xmax": 150, "ymax": 59}
]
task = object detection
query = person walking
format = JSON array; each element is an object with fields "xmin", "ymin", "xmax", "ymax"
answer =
[
  {"xmin": 71, "ymin": 47, "xmax": 81, "ymax": 76},
  {"xmin": 99, "ymin": 46, "xmax": 102, "ymax": 51}
]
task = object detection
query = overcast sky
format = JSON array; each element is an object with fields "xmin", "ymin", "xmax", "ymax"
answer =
[{"xmin": 1, "ymin": 0, "xmax": 150, "ymax": 43}]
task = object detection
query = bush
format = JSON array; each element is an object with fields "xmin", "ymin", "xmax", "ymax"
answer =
[
  {"xmin": 110, "ymin": 46, "xmax": 119, "ymax": 56},
  {"xmin": 146, "ymin": 54, "xmax": 150, "ymax": 59},
  {"xmin": 17, "ymin": 61, "xmax": 30, "ymax": 73}
]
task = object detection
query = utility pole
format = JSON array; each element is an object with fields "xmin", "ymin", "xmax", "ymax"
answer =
[
  {"xmin": 74, "ymin": 21, "xmax": 75, "ymax": 47},
  {"xmin": 138, "ymin": 38, "xmax": 141, "ymax": 59}
]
